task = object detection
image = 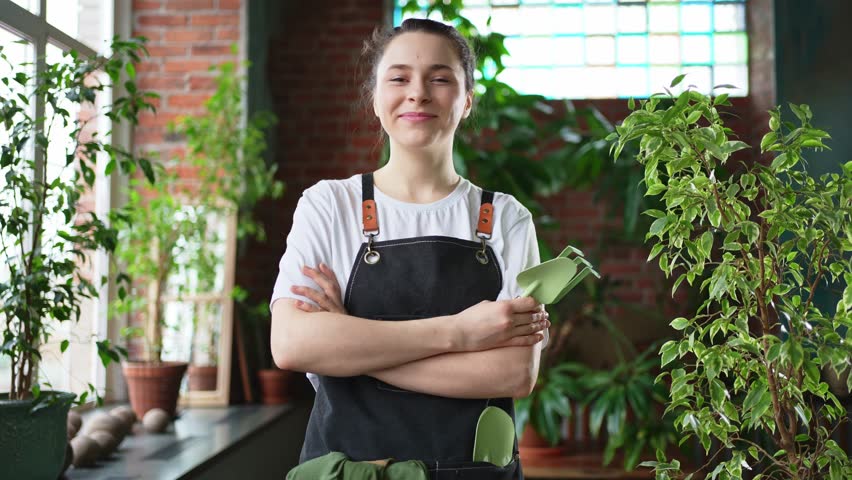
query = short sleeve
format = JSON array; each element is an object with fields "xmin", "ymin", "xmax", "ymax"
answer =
[
  {"xmin": 270, "ymin": 184, "xmax": 336, "ymax": 311},
  {"xmin": 499, "ymin": 212, "xmax": 549, "ymax": 348}
]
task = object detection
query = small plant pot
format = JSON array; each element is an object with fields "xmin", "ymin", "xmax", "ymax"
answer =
[
  {"xmin": 519, "ymin": 423, "xmax": 567, "ymax": 464},
  {"xmin": 122, "ymin": 361, "xmax": 187, "ymax": 420},
  {"xmin": 187, "ymin": 365, "xmax": 218, "ymax": 391},
  {"xmin": 257, "ymin": 368, "xmax": 293, "ymax": 405},
  {"xmin": 0, "ymin": 391, "xmax": 75, "ymax": 478}
]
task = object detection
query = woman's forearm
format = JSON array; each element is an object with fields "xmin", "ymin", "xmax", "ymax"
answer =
[
  {"xmin": 367, "ymin": 343, "xmax": 542, "ymax": 399},
  {"xmin": 271, "ymin": 299, "xmax": 458, "ymax": 376}
]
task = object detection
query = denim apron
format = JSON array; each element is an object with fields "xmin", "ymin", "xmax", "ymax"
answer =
[{"xmin": 299, "ymin": 172, "xmax": 522, "ymax": 479}]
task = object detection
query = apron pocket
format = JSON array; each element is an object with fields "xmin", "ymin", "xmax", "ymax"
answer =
[{"xmin": 429, "ymin": 457, "xmax": 518, "ymax": 480}]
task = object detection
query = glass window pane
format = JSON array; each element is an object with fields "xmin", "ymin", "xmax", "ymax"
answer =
[
  {"xmin": 681, "ymin": 34, "xmax": 712, "ymax": 64},
  {"xmin": 714, "ymin": 64, "xmax": 748, "ymax": 95},
  {"xmin": 616, "ymin": 66, "xmax": 649, "ymax": 98},
  {"xmin": 617, "ymin": 5, "xmax": 648, "ymax": 34},
  {"xmin": 489, "ymin": 8, "xmax": 523, "ymax": 36},
  {"xmin": 648, "ymin": 4, "xmax": 679, "ymax": 33},
  {"xmin": 714, "ymin": 33, "xmax": 748, "ymax": 64},
  {"xmin": 586, "ymin": 35, "xmax": 615, "ymax": 66},
  {"xmin": 617, "ymin": 35, "xmax": 648, "ymax": 65},
  {"xmin": 552, "ymin": 6, "xmax": 584, "ymax": 34},
  {"xmin": 681, "ymin": 4, "xmax": 713, "ymax": 33},
  {"xmin": 46, "ymin": 0, "xmax": 111, "ymax": 53},
  {"xmin": 520, "ymin": 6, "xmax": 559, "ymax": 35},
  {"xmin": 649, "ymin": 66, "xmax": 683, "ymax": 93},
  {"xmin": 505, "ymin": 37, "xmax": 554, "ymax": 67},
  {"xmin": 552, "ymin": 37, "xmax": 585, "ymax": 66},
  {"xmin": 649, "ymin": 34, "xmax": 680, "ymax": 65},
  {"xmin": 585, "ymin": 5, "xmax": 616, "ymax": 35},
  {"xmin": 714, "ymin": 3, "xmax": 746, "ymax": 32}
]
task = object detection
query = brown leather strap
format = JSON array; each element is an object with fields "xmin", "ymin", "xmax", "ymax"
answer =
[
  {"xmin": 476, "ymin": 190, "xmax": 495, "ymax": 239},
  {"xmin": 362, "ymin": 173, "xmax": 379, "ymax": 235}
]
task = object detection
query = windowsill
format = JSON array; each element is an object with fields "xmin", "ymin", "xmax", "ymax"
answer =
[{"xmin": 64, "ymin": 404, "xmax": 295, "ymax": 479}]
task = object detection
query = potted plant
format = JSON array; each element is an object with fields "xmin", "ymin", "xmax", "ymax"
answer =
[
  {"xmin": 612, "ymin": 76, "xmax": 852, "ymax": 479},
  {"xmin": 0, "ymin": 38, "xmax": 156, "ymax": 478},
  {"xmin": 235, "ymin": 293, "xmax": 295, "ymax": 404},
  {"xmin": 113, "ymin": 58, "xmax": 282, "ymax": 417}
]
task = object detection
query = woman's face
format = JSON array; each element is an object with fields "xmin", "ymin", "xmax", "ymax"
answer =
[{"xmin": 373, "ymin": 32, "xmax": 472, "ymax": 152}]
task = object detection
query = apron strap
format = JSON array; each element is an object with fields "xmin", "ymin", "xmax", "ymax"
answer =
[
  {"xmin": 362, "ymin": 173, "xmax": 379, "ymax": 237},
  {"xmin": 476, "ymin": 190, "xmax": 494, "ymax": 240}
]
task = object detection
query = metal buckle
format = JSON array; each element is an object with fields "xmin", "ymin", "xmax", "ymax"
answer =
[
  {"xmin": 476, "ymin": 237, "xmax": 489, "ymax": 265},
  {"xmin": 364, "ymin": 233, "xmax": 380, "ymax": 265}
]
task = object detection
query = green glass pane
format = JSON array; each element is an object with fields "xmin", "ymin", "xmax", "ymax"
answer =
[
  {"xmin": 681, "ymin": 34, "xmax": 712, "ymax": 63},
  {"xmin": 681, "ymin": 4, "xmax": 712, "ymax": 32},
  {"xmin": 585, "ymin": 35, "xmax": 615, "ymax": 65},
  {"xmin": 552, "ymin": 5, "xmax": 584, "ymax": 33},
  {"xmin": 552, "ymin": 36, "xmax": 586, "ymax": 66},
  {"xmin": 649, "ymin": 34, "xmax": 680, "ymax": 64},
  {"xmin": 616, "ymin": 66, "xmax": 649, "ymax": 98},
  {"xmin": 713, "ymin": 3, "xmax": 745, "ymax": 32},
  {"xmin": 616, "ymin": 34, "xmax": 649, "ymax": 65},
  {"xmin": 585, "ymin": 66, "xmax": 618, "ymax": 98},
  {"xmin": 714, "ymin": 32, "xmax": 747, "ymax": 63},
  {"xmin": 649, "ymin": 4, "xmax": 679, "ymax": 33},
  {"xmin": 585, "ymin": 4, "xmax": 616, "ymax": 34},
  {"xmin": 551, "ymin": 67, "xmax": 585, "ymax": 99},
  {"xmin": 678, "ymin": 65, "xmax": 712, "ymax": 93},
  {"xmin": 617, "ymin": 5, "xmax": 648, "ymax": 33}
]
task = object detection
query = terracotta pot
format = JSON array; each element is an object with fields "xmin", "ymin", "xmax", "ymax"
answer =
[
  {"xmin": 122, "ymin": 361, "xmax": 187, "ymax": 420},
  {"xmin": 519, "ymin": 423, "xmax": 566, "ymax": 463},
  {"xmin": 187, "ymin": 365, "xmax": 218, "ymax": 391},
  {"xmin": 257, "ymin": 368, "xmax": 293, "ymax": 404}
]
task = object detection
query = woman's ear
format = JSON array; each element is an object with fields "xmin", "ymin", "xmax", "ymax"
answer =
[{"xmin": 462, "ymin": 91, "xmax": 473, "ymax": 119}]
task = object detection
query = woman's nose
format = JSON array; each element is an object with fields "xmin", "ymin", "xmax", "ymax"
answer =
[{"xmin": 407, "ymin": 80, "xmax": 431, "ymax": 104}]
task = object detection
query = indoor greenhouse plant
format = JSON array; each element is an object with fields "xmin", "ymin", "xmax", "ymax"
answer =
[
  {"xmin": 611, "ymin": 75, "xmax": 852, "ymax": 479},
  {"xmin": 0, "ymin": 38, "xmax": 156, "ymax": 478},
  {"xmin": 113, "ymin": 58, "xmax": 282, "ymax": 417}
]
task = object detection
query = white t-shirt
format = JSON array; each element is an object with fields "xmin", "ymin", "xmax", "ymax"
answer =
[{"xmin": 270, "ymin": 173, "xmax": 546, "ymax": 390}]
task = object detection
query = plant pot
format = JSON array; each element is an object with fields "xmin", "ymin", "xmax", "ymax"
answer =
[
  {"xmin": 257, "ymin": 368, "xmax": 293, "ymax": 404},
  {"xmin": 519, "ymin": 423, "xmax": 566, "ymax": 464},
  {"xmin": 187, "ymin": 365, "xmax": 218, "ymax": 391},
  {"xmin": 122, "ymin": 361, "xmax": 187, "ymax": 420},
  {"xmin": 0, "ymin": 391, "xmax": 75, "ymax": 478}
]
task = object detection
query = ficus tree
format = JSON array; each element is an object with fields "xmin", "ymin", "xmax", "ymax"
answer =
[{"xmin": 611, "ymin": 75, "xmax": 852, "ymax": 479}]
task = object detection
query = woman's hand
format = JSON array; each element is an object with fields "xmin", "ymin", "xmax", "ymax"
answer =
[
  {"xmin": 289, "ymin": 263, "xmax": 347, "ymax": 314},
  {"xmin": 451, "ymin": 297, "xmax": 549, "ymax": 352}
]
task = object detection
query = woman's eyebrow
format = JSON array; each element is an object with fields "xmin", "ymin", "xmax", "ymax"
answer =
[{"xmin": 386, "ymin": 64, "xmax": 454, "ymax": 72}]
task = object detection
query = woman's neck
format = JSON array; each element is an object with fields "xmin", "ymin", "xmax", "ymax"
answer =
[{"xmin": 373, "ymin": 144, "xmax": 460, "ymax": 204}]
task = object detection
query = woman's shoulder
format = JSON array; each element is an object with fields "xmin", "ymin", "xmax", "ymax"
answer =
[{"xmin": 301, "ymin": 174, "xmax": 362, "ymax": 203}]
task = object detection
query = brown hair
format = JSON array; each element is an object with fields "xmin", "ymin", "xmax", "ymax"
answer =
[{"xmin": 359, "ymin": 18, "xmax": 477, "ymax": 113}]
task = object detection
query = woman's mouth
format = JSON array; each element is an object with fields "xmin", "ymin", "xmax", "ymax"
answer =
[{"xmin": 399, "ymin": 112, "xmax": 437, "ymax": 122}]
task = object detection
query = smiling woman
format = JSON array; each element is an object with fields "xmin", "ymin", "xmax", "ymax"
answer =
[{"xmin": 271, "ymin": 18, "xmax": 549, "ymax": 480}]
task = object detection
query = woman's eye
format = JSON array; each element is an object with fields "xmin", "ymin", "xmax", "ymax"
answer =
[
  {"xmin": 390, "ymin": 77, "xmax": 406, "ymax": 83},
  {"xmin": 432, "ymin": 78, "xmax": 449, "ymax": 83}
]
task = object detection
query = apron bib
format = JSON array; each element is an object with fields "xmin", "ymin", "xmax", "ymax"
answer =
[{"xmin": 300, "ymin": 173, "xmax": 523, "ymax": 479}]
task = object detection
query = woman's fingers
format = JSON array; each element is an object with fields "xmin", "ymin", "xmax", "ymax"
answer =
[
  {"xmin": 512, "ymin": 310, "xmax": 549, "ymax": 328},
  {"xmin": 302, "ymin": 264, "xmax": 341, "ymax": 297},
  {"xmin": 502, "ymin": 333, "xmax": 545, "ymax": 348},
  {"xmin": 290, "ymin": 285, "xmax": 333, "ymax": 311},
  {"xmin": 295, "ymin": 300, "xmax": 322, "ymax": 313}
]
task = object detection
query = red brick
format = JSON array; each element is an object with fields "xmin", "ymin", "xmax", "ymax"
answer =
[
  {"xmin": 132, "ymin": 29, "xmax": 163, "ymax": 42},
  {"xmin": 188, "ymin": 75, "xmax": 216, "ymax": 90},
  {"xmin": 137, "ymin": 75, "xmax": 186, "ymax": 91},
  {"xmin": 191, "ymin": 44, "xmax": 233, "ymax": 56},
  {"xmin": 133, "ymin": 0, "xmax": 161, "ymax": 10},
  {"xmin": 219, "ymin": 0, "xmax": 241, "ymax": 9},
  {"xmin": 164, "ymin": 29, "xmax": 213, "ymax": 42},
  {"xmin": 134, "ymin": 128, "xmax": 164, "ymax": 145},
  {"xmin": 168, "ymin": 93, "xmax": 210, "ymax": 108},
  {"xmin": 145, "ymin": 45, "xmax": 188, "ymax": 57},
  {"xmin": 167, "ymin": 0, "xmax": 214, "ymax": 8},
  {"xmin": 215, "ymin": 28, "xmax": 240, "ymax": 40},
  {"xmin": 135, "ymin": 62, "xmax": 162, "ymax": 73},
  {"xmin": 138, "ymin": 111, "xmax": 181, "ymax": 127},
  {"xmin": 191, "ymin": 14, "xmax": 237, "ymax": 26},
  {"xmin": 163, "ymin": 60, "xmax": 211, "ymax": 73},
  {"xmin": 138, "ymin": 14, "xmax": 188, "ymax": 26}
]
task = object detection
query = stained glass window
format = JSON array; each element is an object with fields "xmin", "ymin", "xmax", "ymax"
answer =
[{"xmin": 396, "ymin": 0, "xmax": 749, "ymax": 99}]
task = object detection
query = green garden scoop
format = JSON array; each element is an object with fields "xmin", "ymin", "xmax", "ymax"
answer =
[
  {"xmin": 516, "ymin": 245, "xmax": 600, "ymax": 305},
  {"xmin": 472, "ymin": 406, "xmax": 515, "ymax": 467}
]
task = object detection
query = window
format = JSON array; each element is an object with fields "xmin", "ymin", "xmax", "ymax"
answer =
[
  {"xmin": 0, "ymin": 0, "xmax": 115, "ymax": 399},
  {"xmin": 396, "ymin": 0, "xmax": 749, "ymax": 99}
]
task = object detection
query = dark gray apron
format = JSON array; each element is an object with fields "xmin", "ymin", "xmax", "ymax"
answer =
[{"xmin": 299, "ymin": 172, "xmax": 522, "ymax": 479}]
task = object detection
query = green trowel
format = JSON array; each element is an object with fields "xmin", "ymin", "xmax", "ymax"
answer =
[
  {"xmin": 516, "ymin": 245, "xmax": 600, "ymax": 305},
  {"xmin": 472, "ymin": 406, "xmax": 515, "ymax": 467}
]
